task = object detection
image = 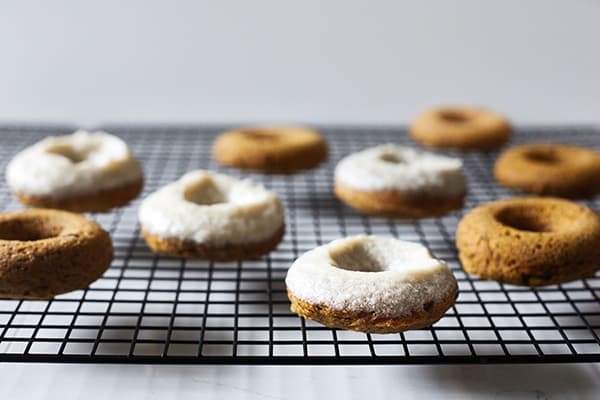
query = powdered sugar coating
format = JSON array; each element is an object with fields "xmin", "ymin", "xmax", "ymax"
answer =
[
  {"xmin": 138, "ymin": 170, "xmax": 284, "ymax": 246},
  {"xmin": 334, "ymin": 144, "xmax": 466, "ymax": 196},
  {"xmin": 285, "ymin": 235, "xmax": 457, "ymax": 318},
  {"xmin": 6, "ymin": 130, "xmax": 142, "ymax": 198}
]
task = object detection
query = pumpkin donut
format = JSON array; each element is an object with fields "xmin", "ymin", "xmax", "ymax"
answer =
[
  {"xmin": 334, "ymin": 144, "xmax": 467, "ymax": 218},
  {"xmin": 285, "ymin": 235, "xmax": 458, "ymax": 333},
  {"xmin": 456, "ymin": 197, "xmax": 600, "ymax": 287},
  {"xmin": 212, "ymin": 126, "xmax": 327, "ymax": 173},
  {"xmin": 410, "ymin": 106, "xmax": 511, "ymax": 150},
  {"xmin": 139, "ymin": 170, "xmax": 285, "ymax": 261},
  {"xmin": 6, "ymin": 130, "xmax": 143, "ymax": 212},
  {"xmin": 0, "ymin": 209, "xmax": 113, "ymax": 299},
  {"xmin": 494, "ymin": 143, "xmax": 600, "ymax": 198}
]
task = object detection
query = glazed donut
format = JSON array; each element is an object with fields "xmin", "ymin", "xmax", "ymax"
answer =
[
  {"xmin": 285, "ymin": 235, "xmax": 458, "ymax": 333},
  {"xmin": 212, "ymin": 126, "xmax": 327, "ymax": 173},
  {"xmin": 139, "ymin": 170, "xmax": 285, "ymax": 260},
  {"xmin": 6, "ymin": 130, "xmax": 143, "ymax": 212},
  {"xmin": 410, "ymin": 106, "xmax": 511, "ymax": 150},
  {"xmin": 0, "ymin": 209, "xmax": 113, "ymax": 299},
  {"xmin": 456, "ymin": 197, "xmax": 600, "ymax": 287},
  {"xmin": 334, "ymin": 144, "xmax": 467, "ymax": 218},
  {"xmin": 494, "ymin": 143, "xmax": 600, "ymax": 198}
]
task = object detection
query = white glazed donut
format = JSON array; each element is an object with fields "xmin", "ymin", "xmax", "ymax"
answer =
[
  {"xmin": 6, "ymin": 130, "xmax": 143, "ymax": 212},
  {"xmin": 285, "ymin": 235, "xmax": 458, "ymax": 333},
  {"xmin": 334, "ymin": 144, "xmax": 467, "ymax": 218},
  {"xmin": 139, "ymin": 170, "xmax": 285, "ymax": 260}
]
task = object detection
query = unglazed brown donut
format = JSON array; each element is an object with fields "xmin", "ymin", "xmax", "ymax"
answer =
[
  {"xmin": 212, "ymin": 126, "xmax": 327, "ymax": 173},
  {"xmin": 494, "ymin": 143, "xmax": 600, "ymax": 198},
  {"xmin": 0, "ymin": 209, "xmax": 113, "ymax": 299},
  {"xmin": 456, "ymin": 197, "xmax": 600, "ymax": 287},
  {"xmin": 410, "ymin": 106, "xmax": 511, "ymax": 150}
]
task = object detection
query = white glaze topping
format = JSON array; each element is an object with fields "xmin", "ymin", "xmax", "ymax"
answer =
[
  {"xmin": 285, "ymin": 235, "xmax": 457, "ymax": 318},
  {"xmin": 138, "ymin": 170, "xmax": 284, "ymax": 246},
  {"xmin": 334, "ymin": 144, "xmax": 466, "ymax": 196},
  {"xmin": 6, "ymin": 130, "xmax": 142, "ymax": 198}
]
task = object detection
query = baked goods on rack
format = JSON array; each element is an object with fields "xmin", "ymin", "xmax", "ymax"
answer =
[
  {"xmin": 456, "ymin": 197, "xmax": 600, "ymax": 286},
  {"xmin": 212, "ymin": 126, "xmax": 327, "ymax": 173},
  {"xmin": 494, "ymin": 143, "xmax": 600, "ymax": 198},
  {"xmin": 6, "ymin": 130, "xmax": 143, "ymax": 212},
  {"xmin": 139, "ymin": 170, "xmax": 285, "ymax": 260},
  {"xmin": 410, "ymin": 106, "xmax": 511, "ymax": 150},
  {"xmin": 0, "ymin": 209, "xmax": 113, "ymax": 299},
  {"xmin": 286, "ymin": 235, "xmax": 458, "ymax": 333},
  {"xmin": 334, "ymin": 144, "xmax": 467, "ymax": 218}
]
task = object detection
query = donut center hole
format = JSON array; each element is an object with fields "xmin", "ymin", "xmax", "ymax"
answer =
[
  {"xmin": 0, "ymin": 219, "xmax": 62, "ymax": 241},
  {"xmin": 184, "ymin": 177, "xmax": 227, "ymax": 206},
  {"xmin": 495, "ymin": 204, "xmax": 573, "ymax": 233},
  {"xmin": 438, "ymin": 110, "xmax": 470, "ymax": 123},
  {"xmin": 243, "ymin": 130, "xmax": 280, "ymax": 141},
  {"xmin": 379, "ymin": 152, "xmax": 404, "ymax": 164},
  {"xmin": 525, "ymin": 149, "xmax": 560, "ymax": 164},
  {"xmin": 46, "ymin": 144, "xmax": 94, "ymax": 163},
  {"xmin": 329, "ymin": 241, "xmax": 391, "ymax": 273}
]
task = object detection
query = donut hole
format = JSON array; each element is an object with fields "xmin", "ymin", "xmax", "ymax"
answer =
[
  {"xmin": 329, "ymin": 242, "xmax": 387, "ymax": 272},
  {"xmin": 379, "ymin": 151, "xmax": 405, "ymax": 164},
  {"xmin": 438, "ymin": 110, "xmax": 471, "ymax": 124},
  {"xmin": 242, "ymin": 130, "xmax": 280, "ymax": 141},
  {"xmin": 524, "ymin": 149, "xmax": 561, "ymax": 164},
  {"xmin": 184, "ymin": 177, "xmax": 227, "ymax": 206},
  {"xmin": 0, "ymin": 218, "xmax": 63, "ymax": 241},
  {"xmin": 46, "ymin": 144, "xmax": 94, "ymax": 163},
  {"xmin": 495, "ymin": 204, "xmax": 573, "ymax": 233}
]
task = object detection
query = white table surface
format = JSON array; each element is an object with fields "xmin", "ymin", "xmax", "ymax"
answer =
[{"xmin": 1, "ymin": 363, "xmax": 599, "ymax": 399}]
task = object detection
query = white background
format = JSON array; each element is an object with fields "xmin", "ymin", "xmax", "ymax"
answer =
[
  {"xmin": 1, "ymin": 0, "xmax": 599, "ymax": 126},
  {"xmin": 1, "ymin": 1, "xmax": 600, "ymax": 398}
]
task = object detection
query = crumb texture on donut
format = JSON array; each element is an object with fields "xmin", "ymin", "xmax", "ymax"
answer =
[
  {"xmin": 410, "ymin": 106, "xmax": 511, "ymax": 150},
  {"xmin": 287, "ymin": 290, "xmax": 454, "ymax": 334},
  {"xmin": 139, "ymin": 170, "xmax": 285, "ymax": 259},
  {"xmin": 142, "ymin": 224, "xmax": 284, "ymax": 261},
  {"xmin": 212, "ymin": 126, "xmax": 327, "ymax": 173},
  {"xmin": 334, "ymin": 182, "xmax": 465, "ymax": 218},
  {"xmin": 494, "ymin": 143, "xmax": 600, "ymax": 198},
  {"xmin": 334, "ymin": 145, "xmax": 466, "ymax": 217},
  {"xmin": 285, "ymin": 236, "xmax": 457, "ymax": 332},
  {"xmin": 15, "ymin": 179, "xmax": 143, "ymax": 213},
  {"xmin": 456, "ymin": 197, "xmax": 600, "ymax": 286},
  {"xmin": 0, "ymin": 209, "xmax": 113, "ymax": 299}
]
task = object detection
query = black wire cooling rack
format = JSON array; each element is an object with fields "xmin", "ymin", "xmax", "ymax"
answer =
[{"xmin": 0, "ymin": 125, "xmax": 599, "ymax": 365}]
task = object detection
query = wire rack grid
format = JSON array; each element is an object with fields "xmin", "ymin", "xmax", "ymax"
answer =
[{"xmin": 0, "ymin": 125, "xmax": 599, "ymax": 365}]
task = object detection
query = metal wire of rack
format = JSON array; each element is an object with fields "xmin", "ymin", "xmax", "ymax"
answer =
[{"xmin": 0, "ymin": 125, "xmax": 599, "ymax": 365}]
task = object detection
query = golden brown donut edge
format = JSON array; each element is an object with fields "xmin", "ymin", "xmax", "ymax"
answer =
[
  {"xmin": 141, "ymin": 224, "xmax": 285, "ymax": 261},
  {"xmin": 456, "ymin": 197, "xmax": 600, "ymax": 287},
  {"xmin": 0, "ymin": 209, "xmax": 113, "ymax": 299}
]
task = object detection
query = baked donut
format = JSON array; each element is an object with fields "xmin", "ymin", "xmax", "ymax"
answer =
[
  {"xmin": 456, "ymin": 197, "xmax": 600, "ymax": 287},
  {"xmin": 494, "ymin": 143, "xmax": 600, "ymax": 198},
  {"xmin": 334, "ymin": 144, "xmax": 467, "ymax": 218},
  {"xmin": 0, "ymin": 209, "xmax": 113, "ymax": 299},
  {"xmin": 212, "ymin": 126, "xmax": 327, "ymax": 173},
  {"xmin": 410, "ymin": 106, "xmax": 511, "ymax": 150},
  {"xmin": 139, "ymin": 170, "xmax": 285, "ymax": 260},
  {"xmin": 285, "ymin": 235, "xmax": 458, "ymax": 333},
  {"xmin": 6, "ymin": 130, "xmax": 143, "ymax": 212}
]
